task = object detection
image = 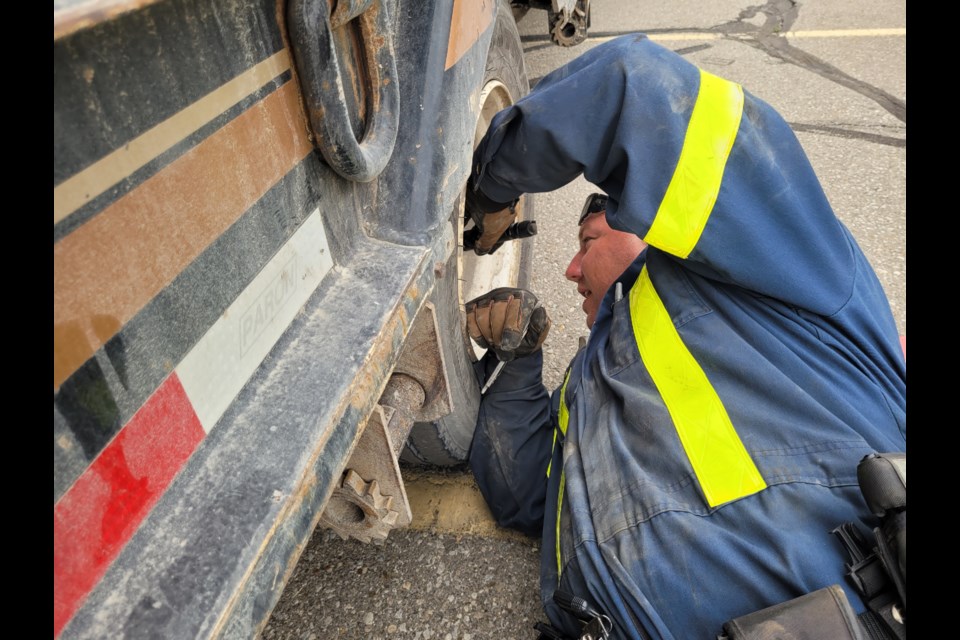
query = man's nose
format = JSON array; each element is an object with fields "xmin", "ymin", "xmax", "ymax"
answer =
[{"xmin": 565, "ymin": 253, "xmax": 582, "ymax": 282}]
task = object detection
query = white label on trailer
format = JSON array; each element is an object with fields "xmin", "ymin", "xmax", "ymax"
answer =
[{"xmin": 177, "ymin": 209, "xmax": 334, "ymax": 433}]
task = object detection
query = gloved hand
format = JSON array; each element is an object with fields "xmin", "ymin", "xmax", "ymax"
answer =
[
  {"xmin": 465, "ymin": 288, "xmax": 551, "ymax": 362},
  {"xmin": 465, "ymin": 175, "xmax": 519, "ymax": 256}
]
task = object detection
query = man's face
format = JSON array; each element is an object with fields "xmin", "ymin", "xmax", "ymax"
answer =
[{"xmin": 565, "ymin": 212, "xmax": 647, "ymax": 329}]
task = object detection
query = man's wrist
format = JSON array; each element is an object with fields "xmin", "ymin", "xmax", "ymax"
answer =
[
  {"xmin": 479, "ymin": 349, "xmax": 544, "ymax": 394},
  {"xmin": 467, "ymin": 175, "xmax": 519, "ymax": 214}
]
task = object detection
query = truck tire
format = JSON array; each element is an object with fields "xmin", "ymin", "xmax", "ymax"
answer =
[{"xmin": 402, "ymin": 1, "xmax": 533, "ymax": 466}]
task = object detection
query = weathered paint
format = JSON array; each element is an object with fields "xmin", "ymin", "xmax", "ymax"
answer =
[
  {"xmin": 53, "ymin": 156, "xmax": 325, "ymax": 503},
  {"xmin": 444, "ymin": 0, "xmax": 495, "ymax": 70},
  {"xmin": 54, "ymin": 51, "xmax": 293, "ymax": 224},
  {"xmin": 53, "ymin": 373, "xmax": 205, "ymax": 637},
  {"xmin": 54, "ymin": 0, "xmax": 167, "ymax": 40},
  {"xmin": 54, "ymin": 0, "xmax": 288, "ymax": 195},
  {"xmin": 53, "ymin": 0, "xmax": 505, "ymax": 634},
  {"xmin": 54, "ymin": 198, "xmax": 333, "ymax": 636},
  {"xmin": 177, "ymin": 209, "xmax": 334, "ymax": 432},
  {"xmin": 53, "ymin": 81, "xmax": 313, "ymax": 390},
  {"xmin": 207, "ymin": 244, "xmax": 435, "ymax": 639},
  {"xmin": 286, "ymin": 0, "xmax": 399, "ymax": 181}
]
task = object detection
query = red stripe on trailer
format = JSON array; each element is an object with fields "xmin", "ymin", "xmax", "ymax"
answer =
[{"xmin": 53, "ymin": 374, "xmax": 205, "ymax": 637}]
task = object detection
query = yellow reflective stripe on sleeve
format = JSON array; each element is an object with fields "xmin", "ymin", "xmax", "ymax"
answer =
[
  {"xmin": 645, "ymin": 69, "xmax": 743, "ymax": 259},
  {"xmin": 629, "ymin": 266, "xmax": 766, "ymax": 507}
]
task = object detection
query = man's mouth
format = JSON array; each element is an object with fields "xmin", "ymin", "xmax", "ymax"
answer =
[{"xmin": 578, "ymin": 288, "xmax": 591, "ymax": 313}]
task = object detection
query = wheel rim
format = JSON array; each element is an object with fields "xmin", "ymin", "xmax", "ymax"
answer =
[{"xmin": 458, "ymin": 79, "xmax": 527, "ymax": 361}]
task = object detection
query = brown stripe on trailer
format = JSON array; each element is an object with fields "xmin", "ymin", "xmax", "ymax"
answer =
[
  {"xmin": 53, "ymin": 80, "xmax": 313, "ymax": 390},
  {"xmin": 54, "ymin": 51, "xmax": 292, "ymax": 225},
  {"xmin": 444, "ymin": 0, "xmax": 495, "ymax": 70}
]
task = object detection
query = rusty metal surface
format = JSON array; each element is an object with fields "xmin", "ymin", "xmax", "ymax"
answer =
[
  {"xmin": 380, "ymin": 374, "xmax": 427, "ymax": 455},
  {"xmin": 548, "ymin": 0, "xmax": 590, "ymax": 47},
  {"xmin": 320, "ymin": 305, "xmax": 450, "ymax": 544},
  {"xmin": 320, "ymin": 405, "xmax": 414, "ymax": 543},
  {"xmin": 390, "ymin": 303, "xmax": 453, "ymax": 423},
  {"xmin": 324, "ymin": 467, "xmax": 404, "ymax": 544},
  {"xmin": 287, "ymin": 0, "xmax": 400, "ymax": 181},
  {"xmin": 330, "ymin": 0, "xmax": 375, "ymax": 27},
  {"xmin": 319, "ymin": 371, "xmax": 427, "ymax": 545}
]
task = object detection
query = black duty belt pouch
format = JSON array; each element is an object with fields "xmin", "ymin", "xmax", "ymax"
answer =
[
  {"xmin": 719, "ymin": 585, "xmax": 866, "ymax": 640},
  {"xmin": 845, "ymin": 452, "xmax": 906, "ymax": 639},
  {"xmin": 856, "ymin": 452, "xmax": 906, "ymax": 610}
]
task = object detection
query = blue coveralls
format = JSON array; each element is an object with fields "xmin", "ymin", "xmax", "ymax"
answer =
[{"xmin": 467, "ymin": 35, "xmax": 906, "ymax": 640}]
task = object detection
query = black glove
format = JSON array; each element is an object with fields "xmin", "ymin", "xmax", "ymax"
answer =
[
  {"xmin": 465, "ymin": 175, "xmax": 519, "ymax": 256},
  {"xmin": 465, "ymin": 288, "xmax": 551, "ymax": 362}
]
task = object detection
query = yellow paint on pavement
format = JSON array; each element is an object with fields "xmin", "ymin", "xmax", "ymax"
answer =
[
  {"xmin": 586, "ymin": 27, "xmax": 906, "ymax": 47},
  {"xmin": 784, "ymin": 28, "xmax": 906, "ymax": 38},
  {"xmin": 403, "ymin": 470, "xmax": 534, "ymax": 543}
]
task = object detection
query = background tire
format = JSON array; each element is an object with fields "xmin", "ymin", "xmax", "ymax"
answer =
[{"xmin": 401, "ymin": 0, "xmax": 533, "ymax": 467}]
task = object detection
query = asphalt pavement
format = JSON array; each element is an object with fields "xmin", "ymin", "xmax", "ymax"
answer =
[{"xmin": 262, "ymin": 2, "xmax": 906, "ymax": 639}]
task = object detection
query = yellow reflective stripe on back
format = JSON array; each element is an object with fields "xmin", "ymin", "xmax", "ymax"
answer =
[
  {"xmin": 558, "ymin": 372, "xmax": 571, "ymax": 437},
  {"xmin": 645, "ymin": 69, "xmax": 743, "ymax": 259},
  {"xmin": 553, "ymin": 370, "xmax": 572, "ymax": 574},
  {"xmin": 547, "ymin": 369, "xmax": 572, "ymax": 478},
  {"xmin": 556, "ymin": 468, "xmax": 565, "ymax": 577},
  {"xmin": 630, "ymin": 266, "xmax": 766, "ymax": 507},
  {"xmin": 546, "ymin": 429, "xmax": 557, "ymax": 479}
]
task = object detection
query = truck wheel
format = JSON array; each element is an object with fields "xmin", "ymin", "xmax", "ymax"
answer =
[{"xmin": 402, "ymin": 1, "xmax": 532, "ymax": 466}]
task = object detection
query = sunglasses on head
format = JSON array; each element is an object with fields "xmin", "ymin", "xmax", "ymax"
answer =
[{"xmin": 579, "ymin": 192, "xmax": 608, "ymax": 225}]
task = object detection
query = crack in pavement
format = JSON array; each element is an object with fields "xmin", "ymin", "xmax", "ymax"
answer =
[
  {"xmin": 712, "ymin": 0, "xmax": 906, "ymax": 127},
  {"xmin": 789, "ymin": 123, "xmax": 905, "ymax": 148},
  {"xmin": 525, "ymin": 1, "xmax": 906, "ymax": 143}
]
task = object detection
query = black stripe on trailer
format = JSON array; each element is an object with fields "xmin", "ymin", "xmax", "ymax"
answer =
[
  {"xmin": 54, "ymin": 357, "xmax": 122, "ymax": 503},
  {"xmin": 54, "ymin": 0, "xmax": 285, "ymax": 187}
]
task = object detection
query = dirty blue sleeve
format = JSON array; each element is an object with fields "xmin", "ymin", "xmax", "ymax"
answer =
[
  {"xmin": 472, "ymin": 34, "xmax": 879, "ymax": 318},
  {"xmin": 469, "ymin": 351, "xmax": 555, "ymax": 538}
]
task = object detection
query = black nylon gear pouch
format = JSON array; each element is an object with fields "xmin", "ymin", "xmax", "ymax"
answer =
[{"xmin": 718, "ymin": 585, "xmax": 866, "ymax": 640}]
